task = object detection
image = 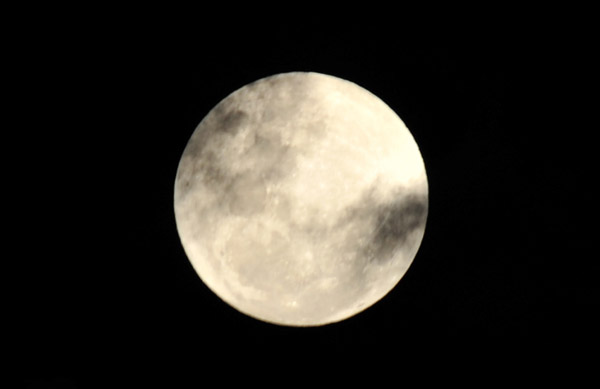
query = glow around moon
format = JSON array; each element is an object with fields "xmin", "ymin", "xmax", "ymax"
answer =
[{"xmin": 174, "ymin": 72, "xmax": 428, "ymax": 326}]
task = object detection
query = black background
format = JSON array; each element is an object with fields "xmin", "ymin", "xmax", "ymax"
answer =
[{"xmin": 16, "ymin": 10, "xmax": 597, "ymax": 387}]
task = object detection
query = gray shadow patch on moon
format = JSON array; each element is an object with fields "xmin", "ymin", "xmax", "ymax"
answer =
[
  {"xmin": 366, "ymin": 192, "xmax": 428, "ymax": 265},
  {"xmin": 215, "ymin": 109, "xmax": 250, "ymax": 135}
]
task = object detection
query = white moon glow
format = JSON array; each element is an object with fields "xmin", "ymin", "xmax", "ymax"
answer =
[{"xmin": 174, "ymin": 72, "xmax": 428, "ymax": 326}]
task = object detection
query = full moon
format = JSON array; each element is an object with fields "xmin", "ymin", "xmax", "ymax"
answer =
[{"xmin": 174, "ymin": 72, "xmax": 428, "ymax": 326}]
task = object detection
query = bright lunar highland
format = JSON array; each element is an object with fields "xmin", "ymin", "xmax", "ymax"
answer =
[{"xmin": 174, "ymin": 72, "xmax": 428, "ymax": 326}]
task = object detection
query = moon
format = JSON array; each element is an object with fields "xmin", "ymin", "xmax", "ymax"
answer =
[{"xmin": 174, "ymin": 72, "xmax": 428, "ymax": 326}]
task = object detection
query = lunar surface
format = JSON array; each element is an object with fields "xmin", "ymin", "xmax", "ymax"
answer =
[{"xmin": 174, "ymin": 72, "xmax": 428, "ymax": 326}]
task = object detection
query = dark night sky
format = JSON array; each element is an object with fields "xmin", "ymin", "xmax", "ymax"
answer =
[{"xmin": 16, "ymin": 12, "xmax": 597, "ymax": 386}]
